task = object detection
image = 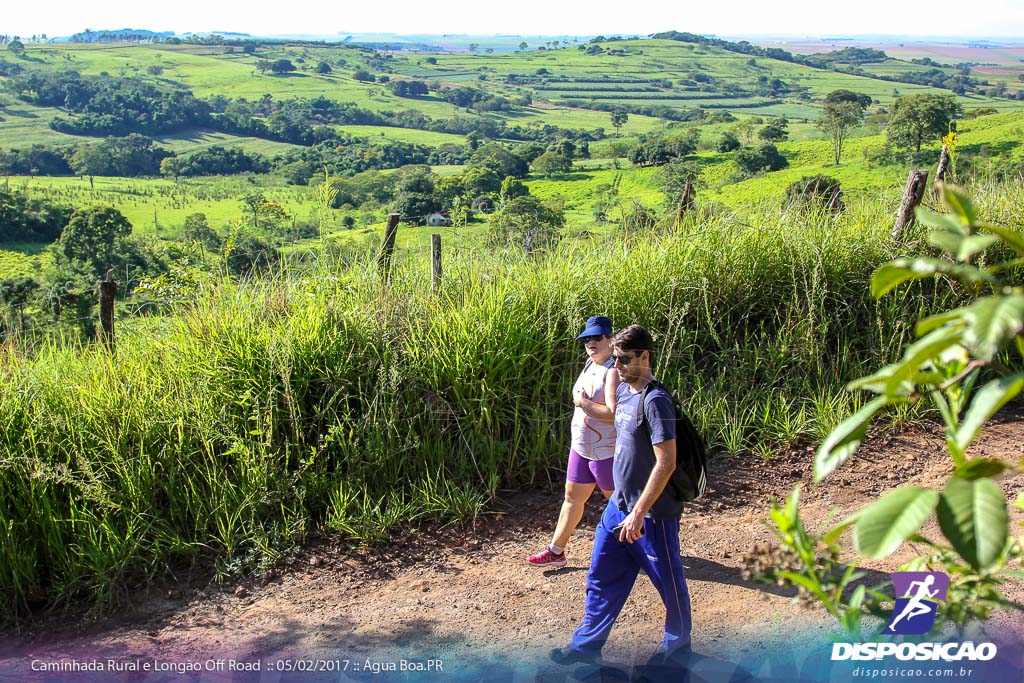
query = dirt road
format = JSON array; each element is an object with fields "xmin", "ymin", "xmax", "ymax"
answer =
[{"xmin": 2, "ymin": 412, "xmax": 1022, "ymax": 682}]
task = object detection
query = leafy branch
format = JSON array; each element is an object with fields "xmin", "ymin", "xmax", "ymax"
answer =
[{"xmin": 754, "ymin": 185, "xmax": 1024, "ymax": 636}]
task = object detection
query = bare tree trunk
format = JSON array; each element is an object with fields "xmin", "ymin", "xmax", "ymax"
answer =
[
  {"xmin": 377, "ymin": 213, "xmax": 401, "ymax": 284},
  {"xmin": 892, "ymin": 170, "xmax": 929, "ymax": 242}
]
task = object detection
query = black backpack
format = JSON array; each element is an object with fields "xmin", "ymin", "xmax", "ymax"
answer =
[{"xmin": 636, "ymin": 380, "xmax": 709, "ymax": 502}]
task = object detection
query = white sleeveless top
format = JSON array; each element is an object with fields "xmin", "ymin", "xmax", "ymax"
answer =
[{"xmin": 570, "ymin": 357, "xmax": 617, "ymax": 461}]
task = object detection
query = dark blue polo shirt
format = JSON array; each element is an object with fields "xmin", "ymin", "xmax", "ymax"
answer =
[{"xmin": 611, "ymin": 381, "xmax": 682, "ymax": 520}]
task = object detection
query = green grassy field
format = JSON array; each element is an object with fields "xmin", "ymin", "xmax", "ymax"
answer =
[
  {"xmin": 336, "ymin": 125, "xmax": 469, "ymax": 146},
  {"xmin": 4, "ymin": 106, "xmax": 1023, "ymax": 278},
  {"xmin": 1, "ymin": 175, "xmax": 317, "ymax": 236},
  {"xmin": 153, "ymin": 130, "xmax": 304, "ymax": 156}
]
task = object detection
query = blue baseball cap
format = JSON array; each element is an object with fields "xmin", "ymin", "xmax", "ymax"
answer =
[{"xmin": 577, "ymin": 315, "xmax": 613, "ymax": 339}]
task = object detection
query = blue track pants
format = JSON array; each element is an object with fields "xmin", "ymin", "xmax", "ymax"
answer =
[{"xmin": 570, "ymin": 501, "xmax": 692, "ymax": 656}]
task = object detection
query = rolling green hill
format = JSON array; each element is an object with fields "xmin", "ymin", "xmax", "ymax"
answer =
[
  {"xmin": 3, "ymin": 36, "xmax": 1023, "ymax": 278},
  {"xmin": 3, "ymin": 36, "xmax": 1019, "ymax": 159}
]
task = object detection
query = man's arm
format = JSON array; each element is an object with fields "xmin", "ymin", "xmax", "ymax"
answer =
[{"xmin": 618, "ymin": 438, "xmax": 675, "ymax": 543}]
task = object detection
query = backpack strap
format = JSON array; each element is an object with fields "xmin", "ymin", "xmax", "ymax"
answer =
[{"xmin": 635, "ymin": 379, "xmax": 664, "ymax": 432}]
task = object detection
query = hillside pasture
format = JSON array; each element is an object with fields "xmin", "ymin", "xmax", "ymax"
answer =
[
  {"xmin": 154, "ymin": 129, "xmax": 304, "ymax": 156},
  {"xmin": 2, "ymin": 175, "xmax": 319, "ymax": 237}
]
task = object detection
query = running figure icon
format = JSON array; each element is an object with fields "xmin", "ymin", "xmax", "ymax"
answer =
[{"xmin": 887, "ymin": 575, "xmax": 938, "ymax": 630}]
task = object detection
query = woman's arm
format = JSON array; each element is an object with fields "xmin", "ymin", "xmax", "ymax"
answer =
[{"xmin": 574, "ymin": 367, "xmax": 618, "ymax": 423}]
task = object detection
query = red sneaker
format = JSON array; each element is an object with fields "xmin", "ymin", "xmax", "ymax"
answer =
[{"xmin": 528, "ymin": 546, "xmax": 567, "ymax": 568}]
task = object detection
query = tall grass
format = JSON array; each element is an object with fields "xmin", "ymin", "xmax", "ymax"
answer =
[{"xmin": 1, "ymin": 179, "xmax": 1021, "ymax": 623}]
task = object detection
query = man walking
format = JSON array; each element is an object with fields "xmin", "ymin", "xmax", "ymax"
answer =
[{"xmin": 551, "ymin": 324, "xmax": 692, "ymax": 672}]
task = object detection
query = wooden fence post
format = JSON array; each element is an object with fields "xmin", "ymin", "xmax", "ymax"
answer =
[
  {"xmin": 672, "ymin": 180, "xmax": 694, "ymax": 232},
  {"xmin": 933, "ymin": 143, "xmax": 950, "ymax": 197},
  {"xmin": 431, "ymin": 234, "xmax": 442, "ymax": 293},
  {"xmin": 98, "ymin": 269, "xmax": 116, "ymax": 350},
  {"xmin": 377, "ymin": 213, "xmax": 401, "ymax": 284},
  {"xmin": 892, "ymin": 169, "xmax": 929, "ymax": 242}
]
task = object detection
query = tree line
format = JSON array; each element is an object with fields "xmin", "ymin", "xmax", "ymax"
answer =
[{"xmin": 4, "ymin": 70, "xmax": 607, "ymax": 145}]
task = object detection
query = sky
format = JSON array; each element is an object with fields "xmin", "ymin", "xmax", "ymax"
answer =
[{"xmin": 2, "ymin": 0, "xmax": 1023, "ymax": 40}]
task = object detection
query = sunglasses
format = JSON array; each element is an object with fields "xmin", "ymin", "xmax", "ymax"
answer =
[
  {"xmin": 612, "ymin": 352, "xmax": 640, "ymax": 365},
  {"xmin": 580, "ymin": 334, "xmax": 606, "ymax": 344}
]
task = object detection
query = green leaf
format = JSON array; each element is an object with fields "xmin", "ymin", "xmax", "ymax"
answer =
[
  {"xmin": 957, "ymin": 295, "xmax": 1024, "ymax": 361},
  {"xmin": 936, "ymin": 476, "xmax": 1009, "ymax": 572},
  {"xmin": 822, "ymin": 518, "xmax": 856, "ymax": 545},
  {"xmin": 941, "ymin": 185, "xmax": 978, "ymax": 225},
  {"xmin": 871, "ymin": 257, "xmax": 995, "ymax": 298},
  {"xmin": 854, "ymin": 487, "xmax": 939, "ymax": 558},
  {"xmin": 928, "ymin": 231, "xmax": 998, "ymax": 261},
  {"xmin": 955, "ymin": 374, "xmax": 1024, "ymax": 453},
  {"xmin": 916, "ymin": 308, "xmax": 965, "ymax": 337},
  {"xmin": 847, "ymin": 584, "xmax": 866, "ymax": 610},
  {"xmin": 975, "ymin": 221, "xmax": 1024, "ymax": 257},
  {"xmin": 814, "ymin": 396, "xmax": 887, "ymax": 482},
  {"xmin": 916, "ymin": 207, "xmax": 967, "ymax": 234},
  {"xmin": 954, "ymin": 459, "xmax": 1009, "ymax": 480},
  {"xmin": 847, "ymin": 327, "xmax": 963, "ymax": 396}
]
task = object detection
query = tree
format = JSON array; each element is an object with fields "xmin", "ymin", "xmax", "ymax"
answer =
[
  {"xmin": 530, "ymin": 151, "xmax": 572, "ymax": 177},
  {"xmin": 499, "ymin": 175, "xmax": 530, "ymax": 203},
  {"xmin": 270, "ymin": 59, "xmax": 296, "ymax": 75},
  {"xmin": 628, "ymin": 132, "xmax": 697, "ymax": 167},
  {"xmin": 468, "ymin": 143, "xmax": 529, "ymax": 179},
  {"xmin": 488, "ymin": 196, "xmax": 564, "ymax": 253},
  {"xmin": 716, "ymin": 131, "xmax": 741, "ymax": 152},
  {"xmin": 784, "ymin": 175, "xmax": 844, "ymax": 212},
  {"xmin": 734, "ymin": 144, "xmax": 787, "ymax": 177},
  {"xmin": 824, "ymin": 89, "xmax": 872, "ymax": 109},
  {"xmin": 610, "ymin": 110, "xmax": 629, "ymax": 133},
  {"xmin": 886, "ymin": 93, "xmax": 962, "ymax": 153},
  {"xmin": 181, "ymin": 212, "xmax": 219, "ymax": 251},
  {"xmin": 658, "ymin": 158, "xmax": 702, "ymax": 207},
  {"xmin": 459, "ymin": 166, "xmax": 502, "ymax": 196},
  {"xmin": 225, "ymin": 233, "xmax": 279, "ymax": 276},
  {"xmin": 238, "ymin": 192, "xmax": 288, "ymax": 231},
  {"xmin": 241, "ymin": 192, "xmax": 267, "ymax": 229},
  {"xmin": 55, "ymin": 206, "xmax": 132, "ymax": 277},
  {"xmin": 758, "ymin": 116, "xmax": 789, "ymax": 142},
  {"xmin": 817, "ymin": 100, "xmax": 865, "ymax": 165},
  {"xmin": 392, "ymin": 167, "xmax": 439, "ymax": 225},
  {"xmin": 317, "ymin": 61, "xmax": 332, "ymax": 74},
  {"xmin": 518, "ymin": 42, "xmax": 528, "ymax": 52},
  {"xmin": 7, "ymin": 39, "xmax": 25, "ymax": 57}
]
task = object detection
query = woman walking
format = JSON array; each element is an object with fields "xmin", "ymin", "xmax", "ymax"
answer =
[{"xmin": 528, "ymin": 315, "xmax": 619, "ymax": 568}]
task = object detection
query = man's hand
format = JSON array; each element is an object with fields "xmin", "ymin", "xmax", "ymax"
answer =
[{"xmin": 617, "ymin": 510, "xmax": 644, "ymax": 543}]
